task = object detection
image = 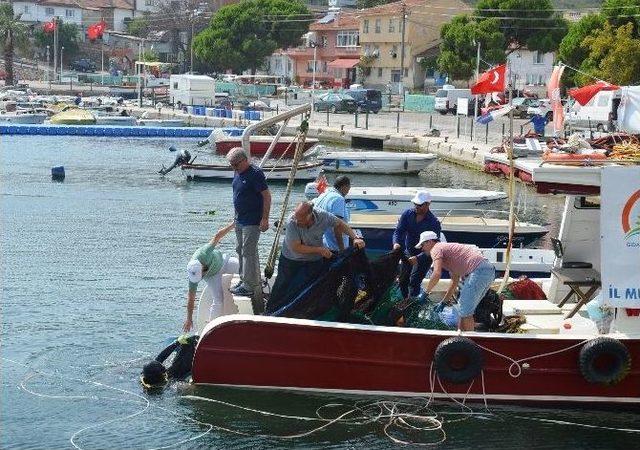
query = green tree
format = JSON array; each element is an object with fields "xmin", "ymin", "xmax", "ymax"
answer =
[
  {"xmin": 582, "ymin": 22, "xmax": 640, "ymax": 85},
  {"xmin": 34, "ymin": 21, "xmax": 80, "ymax": 61},
  {"xmin": 356, "ymin": 0, "xmax": 392, "ymax": 8},
  {"xmin": 436, "ymin": 0, "xmax": 566, "ymax": 81},
  {"xmin": 0, "ymin": 3, "xmax": 29, "ymax": 86},
  {"xmin": 437, "ymin": 15, "xmax": 505, "ymax": 81},
  {"xmin": 194, "ymin": 0, "xmax": 310, "ymax": 74},
  {"xmin": 558, "ymin": 13, "xmax": 605, "ymax": 85},
  {"xmin": 601, "ymin": 0, "xmax": 640, "ymax": 35},
  {"xmin": 127, "ymin": 16, "xmax": 150, "ymax": 38}
]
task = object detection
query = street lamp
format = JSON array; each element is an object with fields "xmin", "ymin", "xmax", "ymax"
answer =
[
  {"xmin": 60, "ymin": 46, "xmax": 64, "ymax": 82},
  {"xmin": 46, "ymin": 45, "xmax": 50, "ymax": 83},
  {"xmin": 101, "ymin": 43, "xmax": 104, "ymax": 85},
  {"xmin": 310, "ymin": 41, "xmax": 318, "ymax": 113}
]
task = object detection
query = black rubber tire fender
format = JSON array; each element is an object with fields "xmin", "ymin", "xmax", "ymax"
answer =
[
  {"xmin": 579, "ymin": 337, "xmax": 631, "ymax": 385},
  {"xmin": 433, "ymin": 337, "xmax": 484, "ymax": 384}
]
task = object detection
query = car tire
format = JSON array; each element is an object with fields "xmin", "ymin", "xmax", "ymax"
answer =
[
  {"xmin": 546, "ymin": 111, "xmax": 553, "ymax": 122},
  {"xmin": 438, "ymin": 111, "xmax": 447, "ymax": 115},
  {"xmin": 596, "ymin": 123, "xmax": 605, "ymax": 132},
  {"xmin": 330, "ymin": 105, "xmax": 337, "ymax": 114}
]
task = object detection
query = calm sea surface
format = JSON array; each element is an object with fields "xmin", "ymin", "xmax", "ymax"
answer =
[{"xmin": 2, "ymin": 135, "xmax": 637, "ymax": 449}]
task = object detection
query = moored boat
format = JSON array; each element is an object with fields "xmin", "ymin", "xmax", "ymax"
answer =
[
  {"xmin": 349, "ymin": 211, "xmax": 548, "ymax": 250},
  {"xmin": 188, "ymin": 164, "xmax": 640, "ymax": 406},
  {"xmin": 0, "ymin": 112, "xmax": 48, "ymax": 124},
  {"xmin": 320, "ymin": 151, "xmax": 437, "ymax": 174},
  {"xmin": 215, "ymin": 135, "xmax": 318, "ymax": 158},
  {"xmin": 181, "ymin": 161, "xmax": 323, "ymax": 181},
  {"xmin": 49, "ymin": 107, "xmax": 96, "ymax": 125},
  {"xmin": 305, "ymin": 183, "xmax": 508, "ymax": 213}
]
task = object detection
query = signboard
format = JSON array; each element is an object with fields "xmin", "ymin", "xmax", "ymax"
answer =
[
  {"xmin": 601, "ymin": 166, "xmax": 640, "ymax": 307},
  {"xmin": 457, "ymin": 98, "xmax": 469, "ymax": 116}
]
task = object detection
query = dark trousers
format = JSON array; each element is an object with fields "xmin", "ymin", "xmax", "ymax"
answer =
[
  {"xmin": 266, "ymin": 254, "xmax": 326, "ymax": 314},
  {"xmin": 399, "ymin": 254, "xmax": 432, "ymax": 298}
]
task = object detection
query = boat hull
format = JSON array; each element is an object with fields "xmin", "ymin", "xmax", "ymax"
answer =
[
  {"xmin": 192, "ymin": 316, "xmax": 640, "ymax": 405},
  {"xmin": 215, "ymin": 137, "xmax": 318, "ymax": 158},
  {"xmin": 0, "ymin": 113, "xmax": 48, "ymax": 124},
  {"xmin": 320, "ymin": 152, "xmax": 437, "ymax": 174},
  {"xmin": 181, "ymin": 162, "xmax": 323, "ymax": 181}
]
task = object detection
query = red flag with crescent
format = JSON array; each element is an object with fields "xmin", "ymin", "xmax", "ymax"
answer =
[
  {"xmin": 547, "ymin": 65, "xmax": 565, "ymax": 135},
  {"xmin": 569, "ymin": 81, "xmax": 620, "ymax": 106},
  {"xmin": 471, "ymin": 64, "xmax": 506, "ymax": 95},
  {"xmin": 43, "ymin": 20, "xmax": 56, "ymax": 33},
  {"xmin": 87, "ymin": 20, "xmax": 107, "ymax": 41}
]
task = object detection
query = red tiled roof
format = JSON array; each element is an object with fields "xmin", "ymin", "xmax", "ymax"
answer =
[
  {"xmin": 81, "ymin": 0, "xmax": 135, "ymax": 9},
  {"xmin": 310, "ymin": 12, "xmax": 359, "ymax": 31}
]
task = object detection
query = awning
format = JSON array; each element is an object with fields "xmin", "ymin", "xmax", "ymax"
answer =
[{"xmin": 328, "ymin": 59, "xmax": 360, "ymax": 69}]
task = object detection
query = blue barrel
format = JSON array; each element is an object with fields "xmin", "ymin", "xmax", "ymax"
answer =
[
  {"xmin": 244, "ymin": 109, "xmax": 252, "ymax": 119},
  {"xmin": 225, "ymin": 109, "xmax": 233, "ymax": 118},
  {"xmin": 51, "ymin": 166, "xmax": 65, "ymax": 180}
]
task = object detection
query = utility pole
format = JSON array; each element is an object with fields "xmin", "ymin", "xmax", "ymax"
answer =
[
  {"xmin": 399, "ymin": 1, "xmax": 407, "ymax": 103},
  {"xmin": 473, "ymin": 40, "xmax": 480, "ymax": 121},
  {"xmin": 53, "ymin": 16, "xmax": 58, "ymax": 83},
  {"xmin": 311, "ymin": 41, "xmax": 318, "ymax": 115},
  {"xmin": 46, "ymin": 45, "xmax": 50, "ymax": 83},
  {"xmin": 60, "ymin": 46, "xmax": 64, "ymax": 82},
  {"xmin": 190, "ymin": 20, "xmax": 194, "ymax": 74}
]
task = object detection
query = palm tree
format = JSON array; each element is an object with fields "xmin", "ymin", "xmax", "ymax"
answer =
[{"xmin": 0, "ymin": 3, "xmax": 29, "ymax": 86}]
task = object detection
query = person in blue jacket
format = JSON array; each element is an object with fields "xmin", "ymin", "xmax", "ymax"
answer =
[
  {"xmin": 392, "ymin": 191, "xmax": 442, "ymax": 299},
  {"xmin": 312, "ymin": 176, "xmax": 351, "ymax": 251}
]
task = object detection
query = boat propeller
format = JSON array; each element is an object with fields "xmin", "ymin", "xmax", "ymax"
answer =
[{"xmin": 159, "ymin": 147, "xmax": 192, "ymax": 175}]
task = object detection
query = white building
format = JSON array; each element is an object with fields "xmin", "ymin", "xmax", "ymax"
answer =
[
  {"xmin": 12, "ymin": 0, "xmax": 84, "ymax": 27},
  {"xmin": 134, "ymin": 0, "xmax": 160, "ymax": 14},
  {"xmin": 507, "ymin": 48, "xmax": 555, "ymax": 93},
  {"xmin": 265, "ymin": 50, "xmax": 294, "ymax": 81}
]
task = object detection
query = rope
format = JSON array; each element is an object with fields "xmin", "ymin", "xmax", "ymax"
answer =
[
  {"xmin": 264, "ymin": 116, "xmax": 310, "ymax": 280},
  {"xmin": 498, "ymin": 107, "xmax": 517, "ymax": 294}
]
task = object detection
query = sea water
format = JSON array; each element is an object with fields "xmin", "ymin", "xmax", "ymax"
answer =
[{"xmin": 2, "ymin": 135, "xmax": 638, "ymax": 449}]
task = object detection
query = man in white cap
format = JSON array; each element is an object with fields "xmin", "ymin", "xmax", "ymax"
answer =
[
  {"xmin": 413, "ymin": 231, "xmax": 496, "ymax": 331},
  {"xmin": 184, "ymin": 222, "xmax": 238, "ymax": 333},
  {"xmin": 392, "ymin": 190, "xmax": 442, "ymax": 299}
]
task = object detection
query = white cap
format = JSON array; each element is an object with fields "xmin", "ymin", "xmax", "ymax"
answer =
[
  {"xmin": 415, "ymin": 231, "xmax": 439, "ymax": 249},
  {"xmin": 411, "ymin": 191, "xmax": 432, "ymax": 205},
  {"xmin": 187, "ymin": 259, "xmax": 203, "ymax": 283}
]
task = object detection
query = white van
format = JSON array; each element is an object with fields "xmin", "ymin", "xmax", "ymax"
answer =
[
  {"xmin": 434, "ymin": 86, "xmax": 473, "ymax": 115},
  {"xmin": 566, "ymin": 89, "xmax": 622, "ymax": 131},
  {"xmin": 169, "ymin": 74, "xmax": 216, "ymax": 106}
]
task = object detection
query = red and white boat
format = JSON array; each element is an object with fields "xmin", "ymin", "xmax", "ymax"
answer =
[
  {"xmin": 189, "ymin": 164, "xmax": 640, "ymax": 407},
  {"xmin": 215, "ymin": 135, "xmax": 319, "ymax": 158}
]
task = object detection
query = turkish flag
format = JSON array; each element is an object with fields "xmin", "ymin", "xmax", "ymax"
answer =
[
  {"xmin": 87, "ymin": 20, "xmax": 107, "ymax": 40},
  {"xmin": 569, "ymin": 81, "xmax": 620, "ymax": 106},
  {"xmin": 471, "ymin": 64, "xmax": 506, "ymax": 95},
  {"xmin": 43, "ymin": 20, "xmax": 56, "ymax": 33}
]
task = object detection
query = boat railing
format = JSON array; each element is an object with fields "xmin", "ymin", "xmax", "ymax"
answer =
[{"xmin": 431, "ymin": 208, "xmax": 527, "ymax": 225}]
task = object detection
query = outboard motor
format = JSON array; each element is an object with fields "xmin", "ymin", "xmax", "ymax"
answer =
[{"xmin": 158, "ymin": 147, "xmax": 192, "ymax": 175}]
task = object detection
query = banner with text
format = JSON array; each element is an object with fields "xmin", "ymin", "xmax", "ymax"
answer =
[{"xmin": 601, "ymin": 166, "xmax": 640, "ymax": 307}]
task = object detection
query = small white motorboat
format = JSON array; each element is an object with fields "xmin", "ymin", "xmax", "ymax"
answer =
[
  {"xmin": 138, "ymin": 119, "xmax": 185, "ymax": 127},
  {"xmin": 0, "ymin": 112, "xmax": 48, "ymax": 124},
  {"xmin": 320, "ymin": 151, "xmax": 437, "ymax": 174},
  {"xmin": 305, "ymin": 183, "xmax": 508, "ymax": 213},
  {"xmin": 181, "ymin": 161, "xmax": 323, "ymax": 181},
  {"xmin": 95, "ymin": 115, "xmax": 138, "ymax": 126}
]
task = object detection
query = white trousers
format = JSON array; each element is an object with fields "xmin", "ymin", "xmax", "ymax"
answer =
[{"xmin": 195, "ymin": 255, "xmax": 239, "ymax": 334}]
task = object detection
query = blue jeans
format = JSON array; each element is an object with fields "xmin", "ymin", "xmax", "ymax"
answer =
[
  {"xmin": 399, "ymin": 253, "xmax": 432, "ymax": 298},
  {"xmin": 457, "ymin": 261, "xmax": 496, "ymax": 317}
]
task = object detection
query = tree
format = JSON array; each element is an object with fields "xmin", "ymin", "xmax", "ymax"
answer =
[
  {"xmin": 194, "ymin": 0, "xmax": 310, "ymax": 74},
  {"xmin": 601, "ymin": 0, "xmax": 640, "ymax": 36},
  {"xmin": 436, "ymin": 0, "xmax": 566, "ymax": 81},
  {"xmin": 558, "ymin": 14, "xmax": 604, "ymax": 86},
  {"xmin": 582, "ymin": 22, "xmax": 640, "ymax": 85},
  {"xmin": 127, "ymin": 16, "xmax": 150, "ymax": 38},
  {"xmin": 356, "ymin": 0, "xmax": 392, "ymax": 8},
  {"xmin": 0, "ymin": 3, "xmax": 29, "ymax": 86},
  {"xmin": 436, "ymin": 15, "xmax": 505, "ymax": 81},
  {"xmin": 34, "ymin": 20, "xmax": 80, "ymax": 61}
]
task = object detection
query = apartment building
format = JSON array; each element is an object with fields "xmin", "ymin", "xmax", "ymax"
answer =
[{"xmin": 358, "ymin": 0, "xmax": 467, "ymax": 92}]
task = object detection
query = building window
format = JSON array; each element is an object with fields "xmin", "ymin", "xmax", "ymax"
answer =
[
  {"xmin": 391, "ymin": 44, "xmax": 398, "ymax": 58},
  {"xmin": 65, "ymin": 9, "xmax": 74, "ymax": 18},
  {"xmin": 389, "ymin": 18, "xmax": 396, "ymax": 33},
  {"xmin": 378, "ymin": 67, "xmax": 383, "ymax": 77},
  {"xmin": 322, "ymin": 61, "xmax": 327, "ymax": 73},
  {"xmin": 533, "ymin": 51, "xmax": 544, "ymax": 65},
  {"xmin": 23, "ymin": 5, "xmax": 30, "ymax": 13},
  {"xmin": 404, "ymin": 68, "xmax": 408, "ymax": 77},
  {"xmin": 306, "ymin": 60, "xmax": 319, "ymax": 73},
  {"xmin": 375, "ymin": 18, "xmax": 381, "ymax": 33},
  {"xmin": 145, "ymin": 0, "xmax": 156, "ymax": 5},
  {"xmin": 336, "ymin": 31, "xmax": 359, "ymax": 48},
  {"xmin": 45, "ymin": 7, "xmax": 54, "ymax": 14},
  {"xmin": 275, "ymin": 59, "xmax": 282, "ymax": 71},
  {"xmin": 363, "ymin": 19, "xmax": 369, "ymax": 33}
]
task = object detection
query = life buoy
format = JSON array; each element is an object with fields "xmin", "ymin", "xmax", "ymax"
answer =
[
  {"xmin": 578, "ymin": 337, "xmax": 631, "ymax": 385},
  {"xmin": 543, "ymin": 151, "xmax": 607, "ymax": 163},
  {"xmin": 433, "ymin": 337, "xmax": 484, "ymax": 384}
]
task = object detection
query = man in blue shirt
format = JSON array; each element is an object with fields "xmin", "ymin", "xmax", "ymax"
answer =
[
  {"xmin": 392, "ymin": 191, "xmax": 442, "ymax": 299},
  {"xmin": 526, "ymin": 113, "xmax": 548, "ymax": 136},
  {"xmin": 312, "ymin": 176, "xmax": 351, "ymax": 251},
  {"xmin": 227, "ymin": 147, "xmax": 271, "ymax": 313}
]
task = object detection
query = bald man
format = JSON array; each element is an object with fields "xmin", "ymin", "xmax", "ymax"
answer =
[{"xmin": 265, "ymin": 201, "xmax": 365, "ymax": 314}]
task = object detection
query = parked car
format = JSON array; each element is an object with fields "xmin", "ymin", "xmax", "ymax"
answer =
[
  {"xmin": 526, "ymin": 99, "xmax": 553, "ymax": 121},
  {"xmin": 345, "ymin": 88, "xmax": 382, "ymax": 113},
  {"xmin": 71, "ymin": 59, "xmax": 97, "ymax": 73},
  {"xmin": 434, "ymin": 86, "xmax": 473, "ymax": 114},
  {"xmin": 512, "ymin": 97, "xmax": 540, "ymax": 118},
  {"xmin": 314, "ymin": 93, "xmax": 358, "ymax": 113}
]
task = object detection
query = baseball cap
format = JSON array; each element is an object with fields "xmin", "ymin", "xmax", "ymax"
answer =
[
  {"xmin": 187, "ymin": 259, "xmax": 203, "ymax": 283},
  {"xmin": 411, "ymin": 191, "xmax": 432, "ymax": 205},
  {"xmin": 415, "ymin": 230, "xmax": 439, "ymax": 249}
]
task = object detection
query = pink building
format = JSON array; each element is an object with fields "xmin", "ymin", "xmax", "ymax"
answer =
[{"xmin": 286, "ymin": 11, "xmax": 360, "ymax": 88}]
